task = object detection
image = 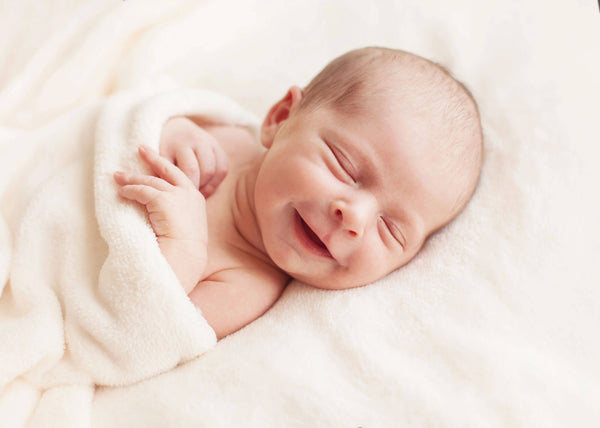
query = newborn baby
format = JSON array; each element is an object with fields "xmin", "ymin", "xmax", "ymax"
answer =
[{"xmin": 114, "ymin": 47, "xmax": 483, "ymax": 339}]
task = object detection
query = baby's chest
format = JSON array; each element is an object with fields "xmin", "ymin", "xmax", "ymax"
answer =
[
  {"xmin": 202, "ymin": 219, "xmax": 288, "ymax": 311},
  {"xmin": 202, "ymin": 183, "xmax": 266, "ymax": 279},
  {"xmin": 204, "ymin": 213, "xmax": 239, "ymax": 278}
]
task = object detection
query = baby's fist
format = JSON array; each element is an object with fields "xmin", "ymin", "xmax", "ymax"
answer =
[{"xmin": 159, "ymin": 117, "xmax": 228, "ymax": 198}]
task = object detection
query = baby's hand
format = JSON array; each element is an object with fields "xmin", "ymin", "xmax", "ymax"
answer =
[
  {"xmin": 114, "ymin": 145, "xmax": 207, "ymax": 242},
  {"xmin": 114, "ymin": 145, "xmax": 209, "ymax": 292},
  {"xmin": 159, "ymin": 116, "xmax": 228, "ymax": 198}
]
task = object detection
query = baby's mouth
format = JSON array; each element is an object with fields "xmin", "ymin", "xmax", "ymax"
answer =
[{"xmin": 294, "ymin": 211, "xmax": 332, "ymax": 258}]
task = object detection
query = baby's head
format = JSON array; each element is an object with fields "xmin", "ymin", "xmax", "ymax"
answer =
[{"xmin": 255, "ymin": 47, "xmax": 483, "ymax": 289}]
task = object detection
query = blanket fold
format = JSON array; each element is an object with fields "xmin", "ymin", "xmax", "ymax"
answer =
[{"xmin": 0, "ymin": 88, "xmax": 260, "ymax": 427}]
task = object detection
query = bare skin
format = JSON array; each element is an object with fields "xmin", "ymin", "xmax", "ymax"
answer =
[
  {"xmin": 115, "ymin": 119, "xmax": 288, "ymax": 339},
  {"xmin": 114, "ymin": 85, "xmax": 468, "ymax": 339}
]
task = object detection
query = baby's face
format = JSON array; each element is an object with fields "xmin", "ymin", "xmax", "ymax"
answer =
[{"xmin": 254, "ymin": 95, "xmax": 461, "ymax": 290}]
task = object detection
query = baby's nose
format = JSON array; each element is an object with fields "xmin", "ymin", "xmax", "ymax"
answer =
[
  {"xmin": 333, "ymin": 207, "xmax": 359, "ymax": 237},
  {"xmin": 330, "ymin": 194, "xmax": 376, "ymax": 238}
]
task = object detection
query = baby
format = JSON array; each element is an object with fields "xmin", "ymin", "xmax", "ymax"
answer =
[{"xmin": 113, "ymin": 47, "xmax": 483, "ymax": 339}]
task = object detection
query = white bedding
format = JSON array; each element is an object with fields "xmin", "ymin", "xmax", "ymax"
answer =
[
  {"xmin": 1, "ymin": 0, "xmax": 599, "ymax": 426},
  {"xmin": 1, "ymin": 86, "xmax": 266, "ymax": 427}
]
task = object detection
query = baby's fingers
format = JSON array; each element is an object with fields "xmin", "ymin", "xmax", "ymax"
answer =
[
  {"xmin": 139, "ymin": 145, "xmax": 191, "ymax": 187},
  {"xmin": 175, "ymin": 147, "xmax": 201, "ymax": 189},
  {"xmin": 199, "ymin": 144, "xmax": 228, "ymax": 197},
  {"xmin": 117, "ymin": 184, "xmax": 161, "ymax": 206},
  {"xmin": 113, "ymin": 171, "xmax": 171, "ymax": 191}
]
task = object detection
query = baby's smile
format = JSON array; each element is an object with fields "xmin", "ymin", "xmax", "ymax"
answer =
[{"xmin": 294, "ymin": 209, "xmax": 333, "ymax": 259}]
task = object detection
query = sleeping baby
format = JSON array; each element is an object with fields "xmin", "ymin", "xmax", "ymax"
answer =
[{"xmin": 113, "ymin": 47, "xmax": 483, "ymax": 339}]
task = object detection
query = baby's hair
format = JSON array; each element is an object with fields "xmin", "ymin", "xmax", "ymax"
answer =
[
  {"xmin": 300, "ymin": 47, "xmax": 483, "ymax": 229},
  {"xmin": 298, "ymin": 48, "xmax": 386, "ymax": 115}
]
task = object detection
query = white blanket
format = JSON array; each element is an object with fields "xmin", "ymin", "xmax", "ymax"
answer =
[
  {"xmin": 0, "ymin": 87, "xmax": 260, "ymax": 427},
  {"xmin": 1, "ymin": 0, "xmax": 599, "ymax": 426}
]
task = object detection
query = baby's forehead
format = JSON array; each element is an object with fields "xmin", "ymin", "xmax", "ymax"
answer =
[{"xmin": 338, "ymin": 103, "xmax": 471, "ymax": 207}]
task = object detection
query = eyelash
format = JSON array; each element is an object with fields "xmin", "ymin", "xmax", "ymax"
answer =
[
  {"xmin": 379, "ymin": 217, "xmax": 405, "ymax": 248},
  {"xmin": 328, "ymin": 145, "xmax": 356, "ymax": 183}
]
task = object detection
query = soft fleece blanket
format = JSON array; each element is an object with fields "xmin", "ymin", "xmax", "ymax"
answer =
[
  {"xmin": 0, "ymin": 88, "xmax": 259, "ymax": 426},
  {"xmin": 1, "ymin": 0, "xmax": 599, "ymax": 427}
]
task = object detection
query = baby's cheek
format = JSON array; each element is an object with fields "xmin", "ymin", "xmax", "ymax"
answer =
[{"xmin": 350, "ymin": 240, "xmax": 390, "ymax": 279}]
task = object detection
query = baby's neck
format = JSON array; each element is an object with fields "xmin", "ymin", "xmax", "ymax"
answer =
[{"xmin": 230, "ymin": 154, "xmax": 275, "ymax": 266}]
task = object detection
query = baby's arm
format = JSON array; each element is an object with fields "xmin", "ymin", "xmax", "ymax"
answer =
[
  {"xmin": 114, "ymin": 145, "xmax": 285, "ymax": 339},
  {"xmin": 113, "ymin": 145, "xmax": 208, "ymax": 293}
]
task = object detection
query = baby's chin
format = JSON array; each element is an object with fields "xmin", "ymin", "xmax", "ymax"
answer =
[
  {"xmin": 287, "ymin": 270, "xmax": 376, "ymax": 291},
  {"xmin": 296, "ymin": 255, "xmax": 419, "ymax": 290}
]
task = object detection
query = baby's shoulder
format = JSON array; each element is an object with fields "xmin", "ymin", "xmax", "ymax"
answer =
[
  {"xmin": 204, "ymin": 256, "xmax": 288, "ymax": 316},
  {"xmin": 203, "ymin": 216, "xmax": 289, "ymax": 307},
  {"xmin": 189, "ymin": 259, "xmax": 288, "ymax": 338}
]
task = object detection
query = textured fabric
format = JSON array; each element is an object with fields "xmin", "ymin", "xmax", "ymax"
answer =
[
  {"xmin": 1, "ymin": 0, "xmax": 599, "ymax": 426},
  {"xmin": 0, "ymin": 87, "xmax": 259, "ymax": 427}
]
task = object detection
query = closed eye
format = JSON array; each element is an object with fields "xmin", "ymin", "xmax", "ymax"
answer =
[
  {"xmin": 326, "ymin": 142, "xmax": 356, "ymax": 183},
  {"xmin": 378, "ymin": 216, "xmax": 406, "ymax": 249}
]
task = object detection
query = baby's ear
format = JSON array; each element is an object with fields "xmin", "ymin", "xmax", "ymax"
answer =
[{"xmin": 260, "ymin": 86, "xmax": 303, "ymax": 148}]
